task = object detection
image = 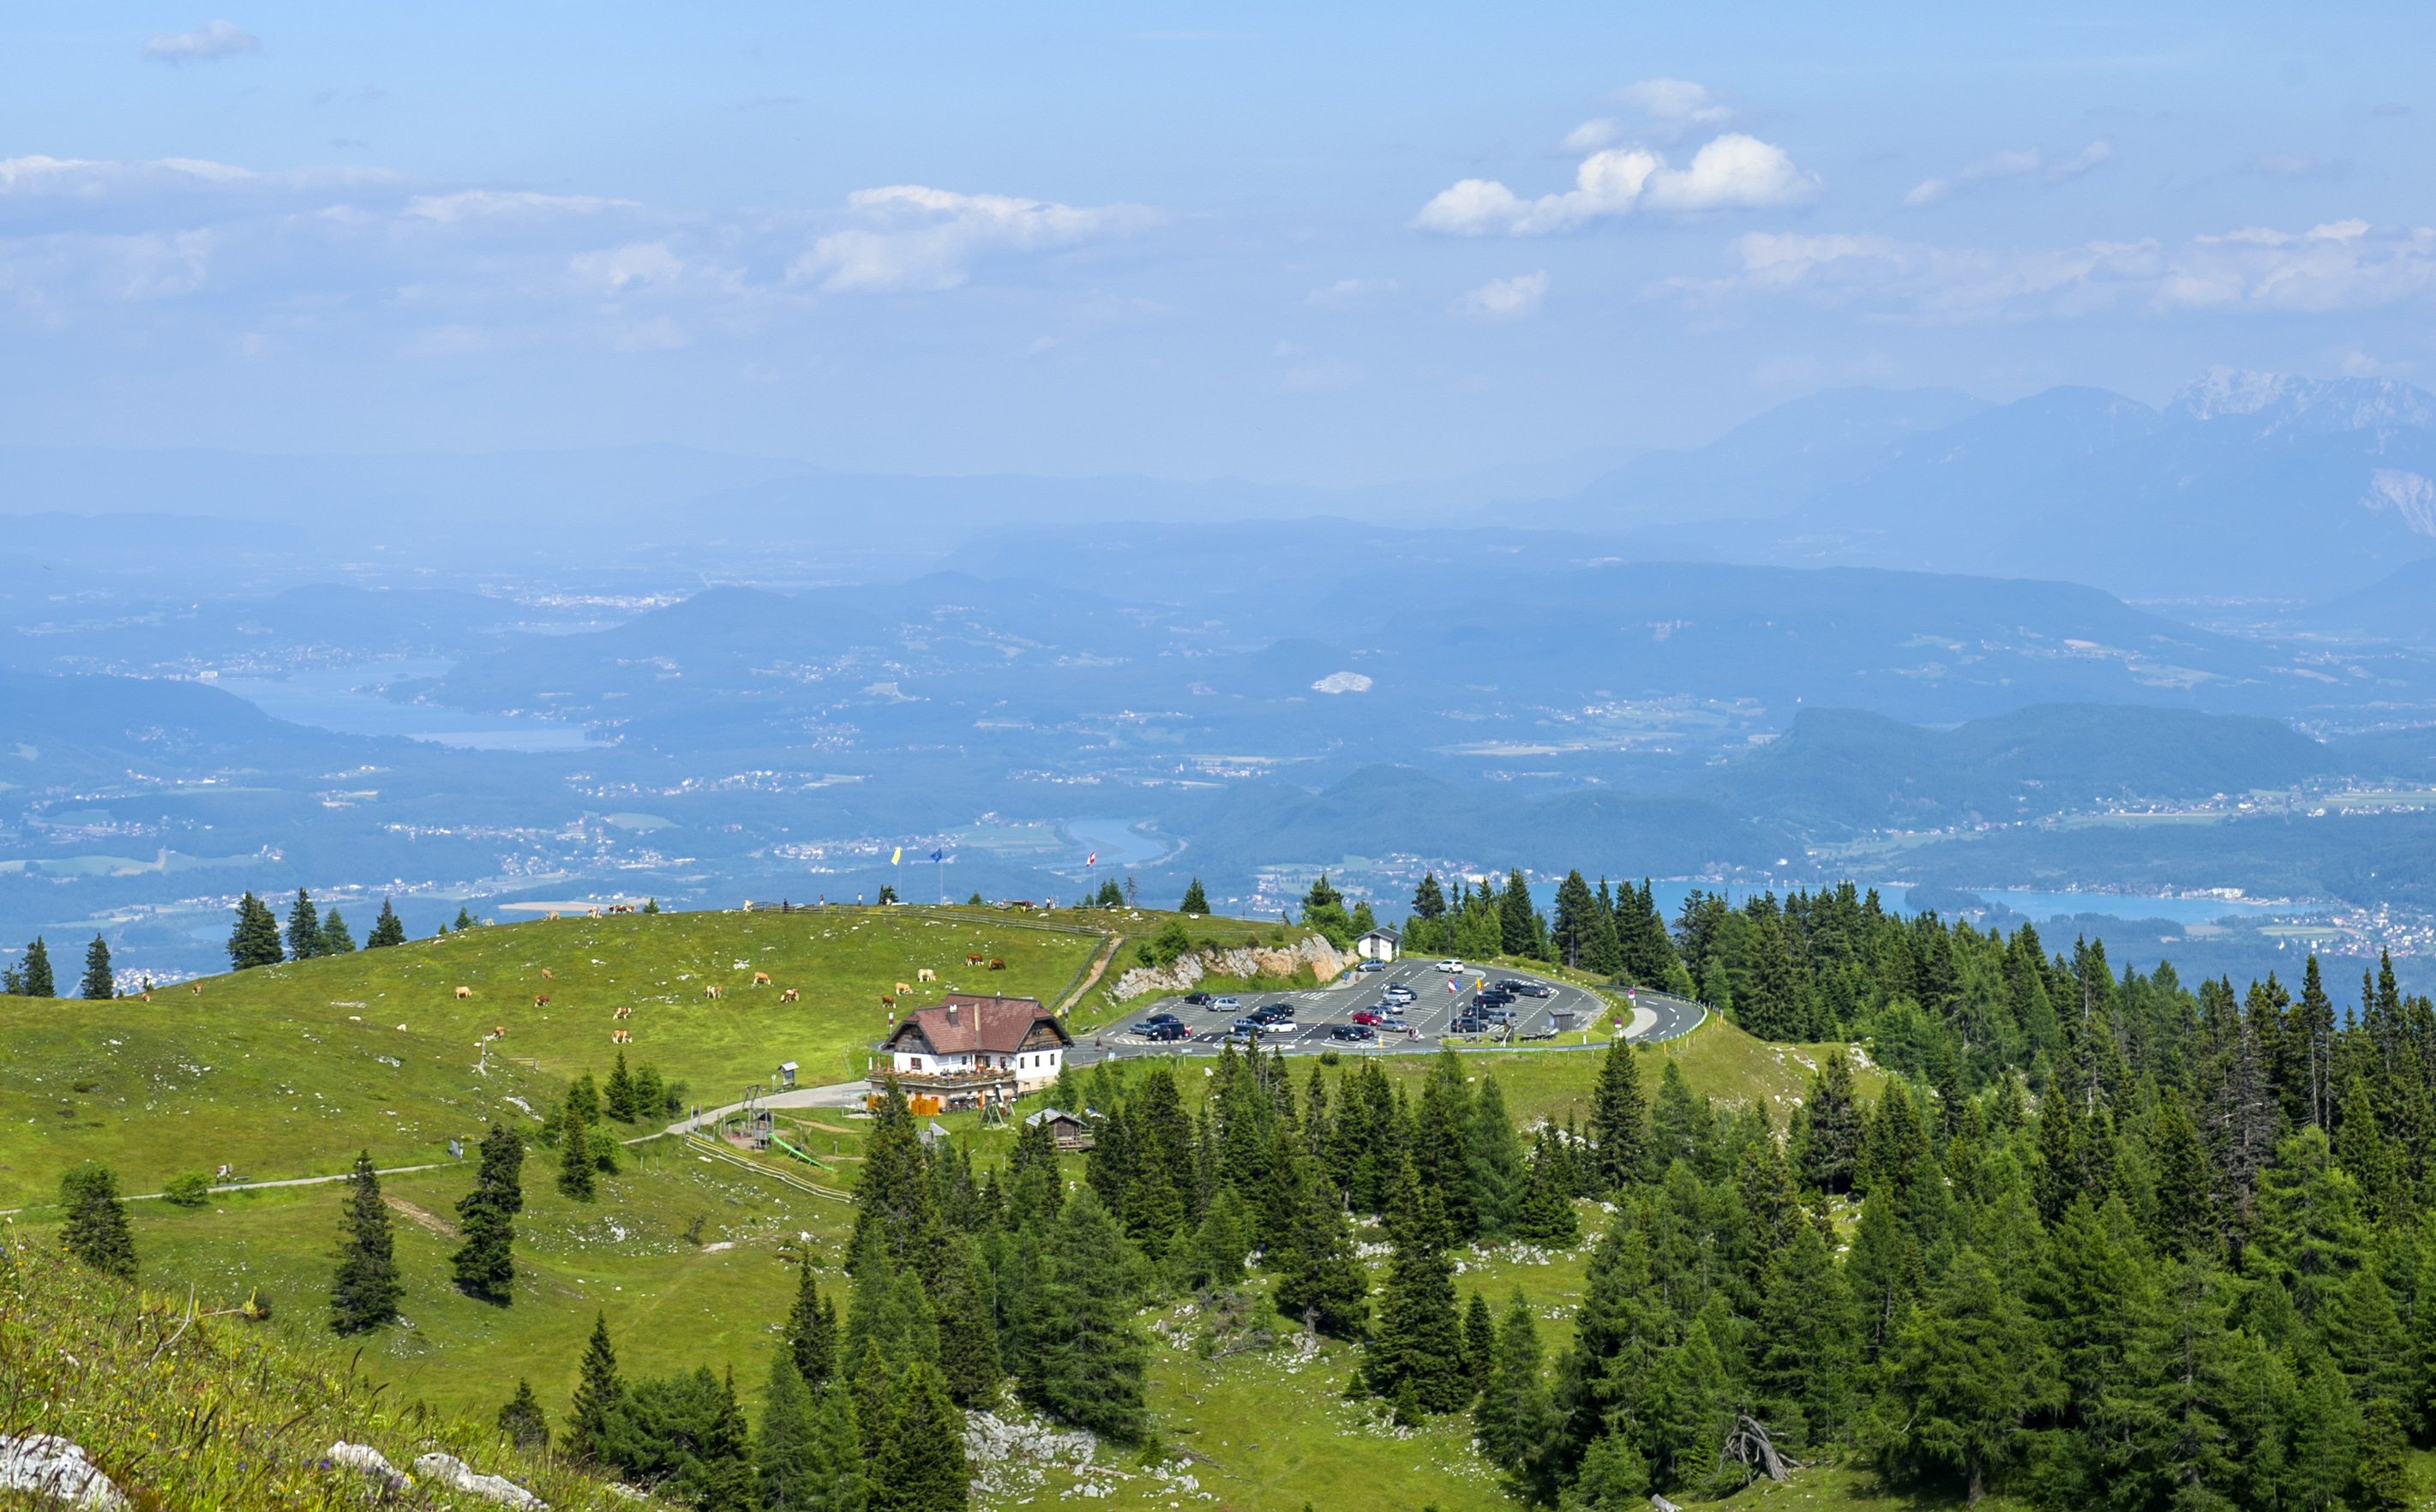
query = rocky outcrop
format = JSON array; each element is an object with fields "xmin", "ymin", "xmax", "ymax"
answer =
[
  {"xmin": 0, "ymin": 1435, "xmax": 128, "ymax": 1509},
  {"xmin": 413, "ymin": 1452, "xmax": 549, "ymax": 1509},
  {"xmin": 1109, "ymin": 934, "xmax": 1347, "ymax": 1002}
]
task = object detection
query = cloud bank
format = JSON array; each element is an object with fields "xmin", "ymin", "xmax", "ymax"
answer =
[
  {"xmin": 792, "ymin": 184, "xmax": 1158, "ymax": 293},
  {"xmin": 1416, "ymin": 133, "xmax": 1816, "ymax": 236}
]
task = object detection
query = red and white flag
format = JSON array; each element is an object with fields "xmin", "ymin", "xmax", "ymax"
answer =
[{"xmin": 1085, "ymin": 850, "xmax": 1097, "ymax": 867}]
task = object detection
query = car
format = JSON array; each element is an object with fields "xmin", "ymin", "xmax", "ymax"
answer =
[
  {"xmin": 1251, "ymin": 1002, "xmax": 1296, "ymax": 1024},
  {"xmin": 1357, "ymin": 958, "xmax": 1387, "ymax": 972},
  {"xmin": 1134, "ymin": 1022, "xmax": 1191, "ymax": 1042},
  {"xmin": 1473, "ymin": 990, "xmax": 1515, "ymax": 1008},
  {"xmin": 1448, "ymin": 1015, "xmax": 1487, "ymax": 1035},
  {"xmin": 1329, "ymin": 1023, "xmax": 1378, "ymax": 1041},
  {"xmin": 1515, "ymin": 982, "xmax": 1552, "ymax": 998},
  {"xmin": 1211, "ymin": 995, "xmax": 1241, "ymax": 1011},
  {"xmin": 1437, "ymin": 959, "xmax": 1465, "ymax": 973},
  {"xmin": 1232, "ymin": 1016, "xmax": 1263, "ymax": 1034},
  {"xmin": 1351, "ymin": 1008, "xmax": 1383, "ymax": 1026},
  {"xmin": 1475, "ymin": 1005, "xmax": 1516, "ymax": 1023},
  {"xmin": 1182, "ymin": 992, "xmax": 1215, "ymax": 1006},
  {"xmin": 1223, "ymin": 1026, "xmax": 1258, "ymax": 1045},
  {"xmin": 1382, "ymin": 985, "xmax": 1416, "ymax": 1002},
  {"xmin": 1496, "ymin": 979, "xmax": 1531, "ymax": 993},
  {"xmin": 1377, "ymin": 1015, "xmax": 1410, "ymax": 1032},
  {"xmin": 1141, "ymin": 1011, "xmax": 1184, "ymax": 1028}
]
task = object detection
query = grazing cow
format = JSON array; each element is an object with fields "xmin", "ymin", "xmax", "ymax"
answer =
[
  {"xmin": 454, "ymin": 986, "xmax": 473, "ymax": 1000},
  {"xmin": 540, "ymin": 968, "xmax": 555, "ymax": 981},
  {"xmin": 612, "ymin": 1005, "xmax": 632, "ymax": 1020},
  {"xmin": 987, "ymin": 957, "xmax": 1006, "ymax": 971},
  {"xmin": 966, "ymin": 952, "xmax": 987, "ymax": 966},
  {"xmin": 493, "ymin": 1025, "xmax": 507, "ymax": 1039},
  {"xmin": 916, "ymin": 967, "xmax": 936, "ymax": 983},
  {"xmin": 705, "ymin": 984, "xmax": 723, "ymax": 1000},
  {"xmin": 752, "ymin": 971, "xmax": 772, "ymax": 988},
  {"xmin": 895, "ymin": 981, "xmax": 913, "ymax": 996},
  {"xmin": 533, "ymin": 994, "xmax": 552, "ymax": 1009},
  {"xmin": 141, "ymin": 992, "xmax": 152, "ymax": 1003},
  {"xmin": 779, "ymin": 987, "xmax": 800, "ymax": 1003},
  {"xmin": 545, "ymin": 911, "xmax": 560, "ymax": 921},
  {"xmin": 741, "ymin": 900, "xmax": 754, "ymax": 913},
  {"xmin": 189, "ymin": 983, "xmax": 203, "ymax": 996},
  {"xmin": 610, "ymin": 1029, "xmax": 632, "ymax": 1044},
  {"xmin": 879, "ymin": 995, "xmax": 895, "ymax": 1010}
]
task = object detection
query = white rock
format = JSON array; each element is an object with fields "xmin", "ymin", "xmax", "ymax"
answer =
[
  {"xmin": 412, "ymin": 1451, "xmax": 549, "ymax": 1509},
  {"xmin": 0, "ymin": 1435, "xmax": 128, "ymax": 1509}
]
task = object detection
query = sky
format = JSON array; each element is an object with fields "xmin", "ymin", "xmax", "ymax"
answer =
[{"xmin": 3, "ymin": 3, "xmax": 2433, "ymax": 484}]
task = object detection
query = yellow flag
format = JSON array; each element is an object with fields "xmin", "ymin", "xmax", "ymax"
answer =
[{"xmin": 891, "ymin": 847, "xmax": 902, "ymax": 865}]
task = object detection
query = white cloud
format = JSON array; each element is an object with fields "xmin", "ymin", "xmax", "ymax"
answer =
[
  {"xmin": 1455, "ymin": 271, "xmax": 1548, "ymax": 320},
  {"xmin": 570, "ymin": 241, "xmax": 685, "ymax": 290},
  {"xmin": 1563, "ymin": 118, "xmax": 1621, "ymax": 153},
  {"xmin": 1304, "ymin": 277, "xmax": 1395, "ymax": 306},
  {"xmin": 1904, "ymin": 139, "xmax": 2113, "ymax": 207},
  {"xmin": 1662, "ymin": 217, "xmax": 2436, "ymax": 321},
  {"xmin": 0, "ymin": 154, "xmax": 255, "ymax": 194},
  {"xmin": 790, "ymin": 184, "xmax": 1158, "ymax": 293},
  {"xmin": 406, "ymin": 189, "xmax": 633, "ymax": 224},
  {"xmin": 1417, "ymin": 133, "xmax": 1815, "ymax": 236},
  {"xmin": 143, "ymin": 21, "xmax": 261, "ymax": 63},
  {"xmin": 1611, "ymin": 78, "xmax": 1731, "ymax": 124}
]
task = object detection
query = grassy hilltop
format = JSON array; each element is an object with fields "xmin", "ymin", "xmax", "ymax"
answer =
[{"xmin": 3, "ymin": 902, "xmax": 1936, "ymax": 1512}]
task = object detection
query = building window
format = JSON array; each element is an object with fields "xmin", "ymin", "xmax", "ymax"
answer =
[{"xmin": 910, "ymin": 1057, "xmax": 924, "ymax": 1071}]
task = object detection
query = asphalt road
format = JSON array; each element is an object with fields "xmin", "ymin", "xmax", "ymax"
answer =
[{"xmin": 1072, "ymin": 955, "xmax": 1705, "ymax": 1065}]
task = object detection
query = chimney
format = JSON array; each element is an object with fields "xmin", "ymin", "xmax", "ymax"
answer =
[{"xmin": 945, "ymin": 1003, "xmax": 959, "ymax": 1026}]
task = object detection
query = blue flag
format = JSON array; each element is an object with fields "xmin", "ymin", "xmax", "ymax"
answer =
[{"xmin": 928, "ymin": 848, "xmax": 945, "ymax": 862}]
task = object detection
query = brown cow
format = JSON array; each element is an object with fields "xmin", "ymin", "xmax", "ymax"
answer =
[
  {"xmin": 779, "ymin": 987, "xmax": 800, "ymax": 1003},
  {"xmin": 189, "ymin": 982, "xmax": 204, "ymax": 996},
  {"xmin": 493, "ymin": 1025, "xmax": 507, "ymax": 1039},
  {"xmin": 454, "ymin": 986, "xmax": 473, "ymax": 1000},
  {"xmin": 612, "ymin": 1005, "xmax": 632, "ymax": 1020},
  {"xmin": 610, "ymin": 1029, "xmax": 632, "ymax": 1044},
  {"xmin": 966, "ymin": 952, "xmax": 987, "ymax": 966},
  {"xmin": 895, "ymin": 980, "xmax": 913, "ymax": 995},
  {"xmin": 987, "ymin": 957, "xmax": 1006, "ymax": 971},
  {"xmin": 540, "ymin": 968, "xmax": 555, "ymax": 981},
  {"xmin": 879, "ymin": 994, "xmax": 895, "ymax": 1010},
  {"xmin": 751, "ymin": 971, "xmax": 772, "ymax": 988},
  {"xmin": 532, "ymin": 994, "xmax": 550, "ymax": 1009}
]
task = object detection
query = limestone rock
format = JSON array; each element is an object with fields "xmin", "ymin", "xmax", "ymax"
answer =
[{"xmin": 0, "ymin": 1435, "xmax": 128, "ymax": 1509}]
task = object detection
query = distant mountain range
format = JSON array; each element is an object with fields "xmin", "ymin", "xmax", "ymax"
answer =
[{"xmin": 1545, "ymin": 371, "xmax": 2436, "ymax": 599}]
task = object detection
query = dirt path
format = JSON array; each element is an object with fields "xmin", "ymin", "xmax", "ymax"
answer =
[
  {"xmin": 383, "ymin": 1193, "xmax": 461, "ymax": 1239},
  {"xmin": 1056, "ymin": 933, "xmax": 1125, "ymax": 1014}
]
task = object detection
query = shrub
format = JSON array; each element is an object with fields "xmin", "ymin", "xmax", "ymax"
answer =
[{"xmin": 162, "ymin": 1173, "xmax": 213, "ymax": 1209}]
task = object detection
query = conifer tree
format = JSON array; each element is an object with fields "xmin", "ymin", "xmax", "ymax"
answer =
[
  {"xmin": 1640, "ymin": 1316, "xmax": 1730, "ymax": 1491},
  {"xmin": 15, "ymin": 935, "xmax": 54, "ymax": 998},
  {"xmin": 1791, "ymin": 1052, "xmax": 1863, "ymax": 1194},
  {"xmin": 455, "ymin": 905, "xmax": 479, "ymax": 931},
  {"xmin": 558, "ymin": 1092, "xmax": 597, "ymax": 1201},
  {"xmin": 1020, "ymin": 1188, "xmax": 1149, "ymax": 1439},
  {"xmin": 366, "ymin": 897, "xmax": 407, "ymax": 949},
  {"xmin": 286, "ymin": 888, "xmax": 322, "ymax": 962},
  {"xmin": 1514, "ymin": 1129, "xmax": 1581, "ymax": 1245},
  {"xmin": 1876, "ymin": 1247, "xmax": 2056, "ymax": 1505},
  {"xmin": 317, "ymin": 909, "xmax": 356, "ymax": 954},
  {"xmin": 1588, "ymin": 1037, "xmax": 1650, "ymax": 1191},
  {"xmin": 58, "ymin": 1161, "xmax": 136, "ymax": 1280},
  {"xmin": 1365, "ymin": 1157, "xmax": 1471, "ymax": 1414},
  {"xmin": 2149, "ymin": 1091, "xmax": 2218, "ymax": 1259},
  {"xmin": 227, "ymin": 893, "xmax": 283, "ymax": 970},
  {"xmin": 497, "ymin": 1378, "xmax": 549, "ymax": 1450},
  {"xmin": 1755, "ymin": 1222, "xmax": 1860, "ymax": 1449},
  {"xmin": 784, "ymin": 1251, "xmax": 838, "ymax": 1389},
  {"xmin": 850, "ymin": 1081, "xmax": 939, "ymax": 1277},
  {"xmin": 568, "ymin": 1312, "xmax": 624, "ymax": 1463},
  {"xmin": 603, "ymin": 1051, "xmax": 639, "ymax": 1122},
  {"xmin": 877, "ymin": 1359, "xmax": 970, "ymax": 1512},
  {"xmin": 1179, "ymin": 878, "xmax": 1209, "ymax": 914},
  {"xmin": 77, "ymin": 935, "xmax": 113, "ymax": 1000},
  {"xmin": 1271, "ymin": 1149, "xmax": 1368, "ymax": 1338},
  {"xmin": 849, "ymin": 1338, "xmax": 896, "ymax": 1467},
  {"xmin": 1465, "ymin": 1072, "xmax": 1527, "ymax": 1239},
  {"xmin": 1463, "ymin": 1291, "xmax": 1497, "ymax": 1396},
  {"xmin": 1475, "ymin": 1290, "xmax": 1563, "ymax": 1497},
  {"xmin": 329, "ymin": 1151, "xmax": 402, "ymax": 1334},
  {"xmin": 453, "ymin": 1122, "xmax": 525, "ymax": 1302},
  {"xmin": 755, "ymin": 1353, "xmax": 822, "ymax": 1511},
  {"xmin": 930, "ymin": 1233, "xmax": 1003, "ymax": 1408}
]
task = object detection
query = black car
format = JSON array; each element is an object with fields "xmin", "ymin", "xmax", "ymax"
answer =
[
  {"xmin": 1182, "ymin": 992, "xmax": 1215, "ymax": 1006},
  {"xmin": 1448, "ymin": 1015, "xmax": 1488, "ymax": 1035},
  {"xmin": 1142, "ymin": 1011, "xmax": 1184, "ymax": 1028},
  {"xmin": 1515, "ymin": 982, "xmax": 1553, "ymax": 998},
  {"xmin": 1473, "ymin": 990, "xmax": 1514, "ymax": 1009},
  {"xmin": 1135, "ymin": 1022, "xmax": 1191, "ymax": 1042},
  {"xmin": 1329, "ymin": 1023, "xmax": 1378, "ymax": 1041},
  {"xmin": 1251, "ymin": 1003, "xmax": 1296, "ymax": 1025},
  {"xmin": 1496, "ymin": 979, "xmax": 1531, "ymax": 993},
  {"xmin": 1475, "ymin": 1005, "xmax": 1516, "ymax": 1024}
]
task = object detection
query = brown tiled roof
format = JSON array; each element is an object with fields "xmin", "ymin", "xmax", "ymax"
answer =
[{"xmin": 885, "ymin": 994, "xmax": 1072, "ymax": 1055}]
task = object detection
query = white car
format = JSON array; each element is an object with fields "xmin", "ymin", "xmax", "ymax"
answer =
[{"xmin": 1437, "ymin": 959, "xmax": 1464, "ymax": 973}]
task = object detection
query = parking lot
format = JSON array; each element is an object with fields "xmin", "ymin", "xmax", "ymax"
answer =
[{"xmin": 1079, "ymin": 952, "xmax": 1705, "ymax": 1063}]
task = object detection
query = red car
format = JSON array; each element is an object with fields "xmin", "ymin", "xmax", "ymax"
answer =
[{"xmin": 1351, "ymin": 1008, "xmax": 1383, "ymax": 1026}]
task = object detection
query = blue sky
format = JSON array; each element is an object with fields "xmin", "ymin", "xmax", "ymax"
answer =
[{"xmin": 3, "ymin": 4, "xmax": 2431, "ymax": 483}]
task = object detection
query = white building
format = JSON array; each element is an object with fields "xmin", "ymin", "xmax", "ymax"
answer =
[
  {"xmin": 876, "ymin": 993, "xmax": 1072, "ymax": 1111},
  {"xmin": 1354, "ymin": 925, "xmax": 1401, "ymax": 962}
]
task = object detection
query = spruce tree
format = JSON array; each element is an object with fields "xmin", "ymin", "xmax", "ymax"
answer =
[
  {"xmin": 1514, "ymin": 1129, "xmax": 1581, "ymax": 1245},
  {"xmin": 567, "ymin": 1312, "xmax": 624, "ymax": 1464},
  {"xmin": 1755, "ymin": 1222, "xmax": 1861, "ymax": 1449},
  {"xmin": 1365, "ymin": 1157, "xmax": 1471, "ymax": 1414},
  {"xmin": 849, "ymin": 1338, "xmax": 896, "ymax": 1467},
  {"xmin": 1476, "ymin": 1290, "xmax": 1562, "ymax": 1496},
  {"xmin": 366, "ymin": 897, "xmax": 407, "ymax": 949},
  {"xmin": 849, "ymin": 1080, "xmax": 939, "ymax": 1277},
  {"xmin": 930, "ymin": 1233, "xmax": 1003, "ymax": 1408},
  {"xmin": 1463, "ymin": 1291, "xmax": 1497, "ymax": 1396},
  {"xmin": 318, "ymin": 909, "xmax": 357, "ymax": 955},
  {"xmin": 756, "ymin": 1352, "xmax": 821, "ymax": 1510},
  {"xmin": 285, "ymin": 888, "xmax": 322, "ymax": 962},
  {"xmin": 1179, "ymin": 878, "xmax": 1209, "ymax": 914},
  {"xmin": 497, "ymin": 1378, "xmax": 549, "ymax": 1450},
  {"xmin": 1792, "ymin": 1053, "xmax": 1863, "ymax": 1194},
  {"xmin": 57, "ymin": 1161, "xmax": 136, "ymax": 1280},
  {"xmin": 1023, "ymin": 1188, "xmax": 1150, "ymax": 1440},
  {"xmin": 1588, "ymin": 1037, "xmax": 1650, "ymax": 1191},
  {"xmin": 453, "ymin": 1122, "xmax": 524, "ymax": 1302},
  {"xmin": 603, "ymin": 1051, "xmax": 639, "ymax": 1122},
  {"xmin": 1464, "ymin": 1072, "xmax": 1527, "ymax": 1240},
  {"xmin": 1271, "ymin": 1147, "xmax": 1368, "ymax": 1338},
  {"xmin": 455, "ymin": 905, "xmax": 479, "ymax": 931},
  {"xmin": 226, "ymin": 893, "xmax": 283, "ymax": 970},
  {"xmin": 329, "ymin": 1151, "xmax": 402, "ymax": 1334},
  {"xmin": 1876, "ymin": 1247, "xmax": 2057, "ymax": 1505},
  {"xmin": 784, "ymin": 1251, "xmax": 839, "ymax": 1389},
  {"xmin": 19, "ymin": 936, "xmax": 53, "ymax": 997},
  {"xmin": 558, "ymin": 1094, "xmax": 597, "ymax": 1201},
  {"xmin": 77, "ymin": 935, "xmax": 112, "ymax": 1000},
  {"xmin": 877, "ymin": 1359, "xmax": 970, "ymax": 1512}
]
